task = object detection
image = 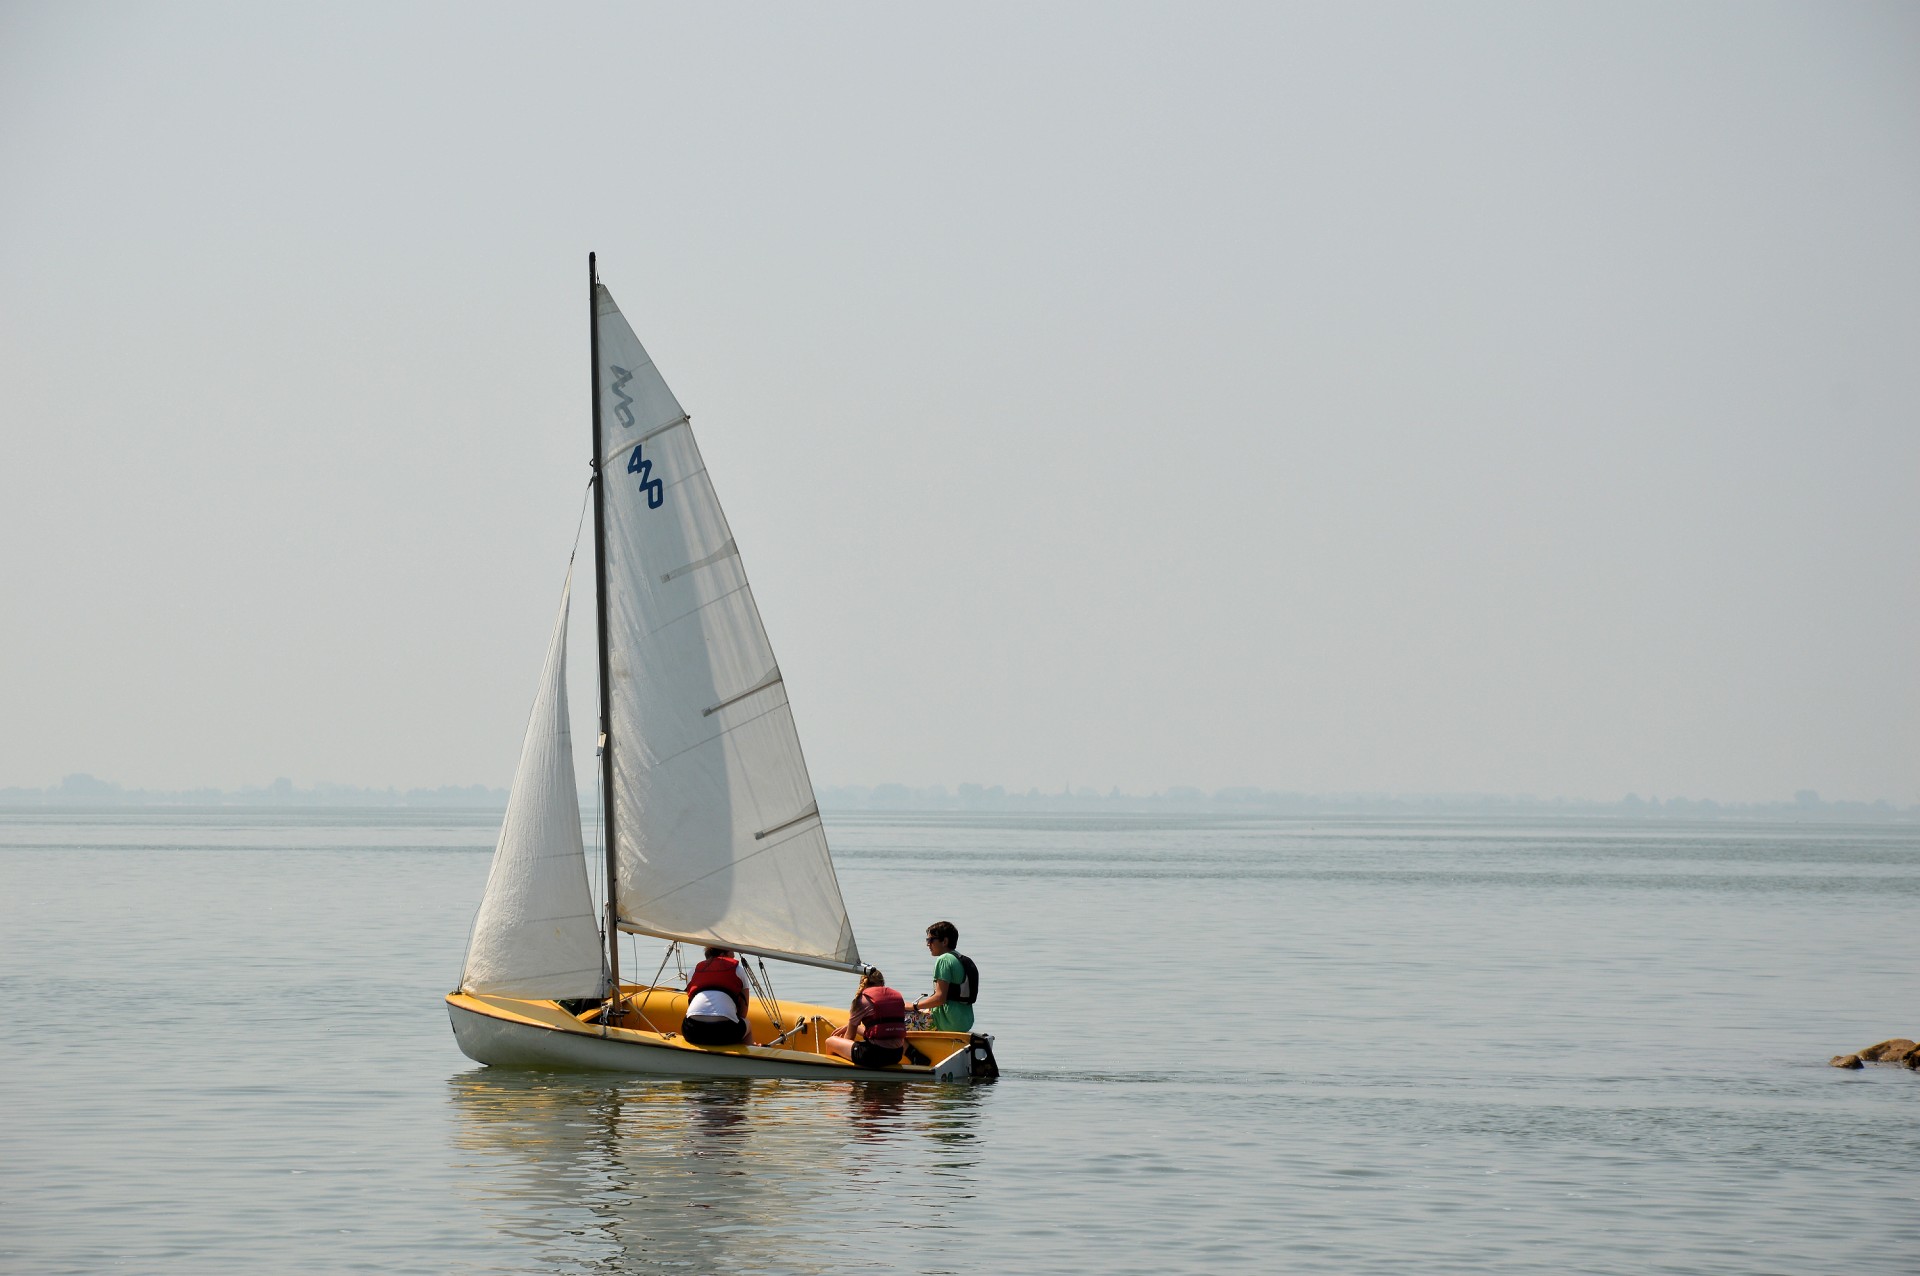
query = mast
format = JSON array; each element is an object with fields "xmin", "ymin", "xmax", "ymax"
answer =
[{"xmin": 588, "ymin": 251, "xmax": 621, "ymax": 998}]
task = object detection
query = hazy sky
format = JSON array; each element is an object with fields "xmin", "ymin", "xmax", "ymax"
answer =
[{"xmin": 2, "ymin": 3, "xmax": 1915, "ymax": 803}]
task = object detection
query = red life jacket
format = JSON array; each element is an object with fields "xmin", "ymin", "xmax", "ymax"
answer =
[
  {"xmin": 685, "ymin": 956, "xmax": 748, "ymax": 1018},
  {"xmin": 856, "ymin": 986, "xmax": 908, "ymax": 1047}
]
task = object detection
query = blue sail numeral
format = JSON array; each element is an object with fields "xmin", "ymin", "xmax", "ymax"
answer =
[{"xmin": 627, "ymin": 444, "xmax": 665, "ymax": 509}]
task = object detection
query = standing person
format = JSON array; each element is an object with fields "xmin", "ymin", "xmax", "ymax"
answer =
[
  {"xmin": 911, "ymin": 920, "xmax": 976, "ymax": 1034},
  {"xmin": 825, "ymin": 968, "xmax": 908, "ymax": 1069},
  {"xmin": 681, "ymin": 946, "xmax": 750, "ymax": 1046}
]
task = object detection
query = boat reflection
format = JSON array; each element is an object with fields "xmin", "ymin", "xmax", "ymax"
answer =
[{"xmin": 446, "ymin": 1069, "xmax": 988, "ymax": 1272}]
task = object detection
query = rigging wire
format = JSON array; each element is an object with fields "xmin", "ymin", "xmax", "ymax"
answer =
[
  {"xmin": 630, "ymin": 941, "xmax": 676, "ymax": 1033},
  {"xmin": 744, "ymin": 957, "xmax": 784, "ymax": 1031},
  {"xmin": 646, "ymin": 942, "xmax": 677, "ymax": 991},
  {"xmin": 590, "ymin": 750, "xmax": 605, "ymax": 959},
  {"xmin": 569, "ymin": 475, "xmax": 592, "ymax": 564},
  {"xmin": 563, "ymin": 476, "xmax": 615, "ymax": 995}
]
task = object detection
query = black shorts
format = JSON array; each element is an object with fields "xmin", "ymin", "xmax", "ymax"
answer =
[
  {"xmin": 682, "ymin": 1015, "xmax": 747, "ymax": 1046},
  {"xmin": 850, "ymin": 1041, "xmax": 904, "ymax": 1070}
]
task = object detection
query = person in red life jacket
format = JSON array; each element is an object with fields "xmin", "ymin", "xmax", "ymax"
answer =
[
  {"xmin": 824, "ymin": 968, "xmax": 908, "ymax": 1070},
  {"xmin": 681, "ymin": 946, "xmax": 751, "ymax": 1046}
]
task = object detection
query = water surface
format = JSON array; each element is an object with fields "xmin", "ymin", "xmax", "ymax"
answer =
[{"xmin": 3, "ymin": 809, "xmax": 1916, "ymax": 1272}]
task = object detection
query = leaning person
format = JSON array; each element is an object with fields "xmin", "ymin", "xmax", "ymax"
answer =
[
  {"xmin": 680, "ymin": 946, "xmax": 750, "ymax": 1046},
  {"xmin": 911, "ymin": 920, "xmax": 976, "ymax": 1034},
  {"xmin": 824, "ymin": 968, "xmax": 908, "ymax": 1069}
]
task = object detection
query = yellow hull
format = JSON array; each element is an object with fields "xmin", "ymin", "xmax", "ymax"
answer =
[{"xmin": 447, "ymin": 985, "xmax": 993, "ymax": 1082}]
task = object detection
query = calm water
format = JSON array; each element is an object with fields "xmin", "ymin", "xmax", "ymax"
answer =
[{"xmin": 3, "ymin": 809, "xmax": 1917, "ymax": 1273}]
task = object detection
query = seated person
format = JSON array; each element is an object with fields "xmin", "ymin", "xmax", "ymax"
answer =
[
  {"xmin": 910, "ymin": 920, "xmax": 976, "ymax": 1033},
  {"xmin": 680, "ymin": 946, "xmax": 750, "ymax": 1046},
  {"xmin": 824, "ymin": 968, "xmax": 908, "ymax": 1069}
]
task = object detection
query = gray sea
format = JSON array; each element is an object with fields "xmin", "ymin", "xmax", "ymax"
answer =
[{"xmin": 3, "ymin": 808, "xmax": 1917, "ymax": 1274}]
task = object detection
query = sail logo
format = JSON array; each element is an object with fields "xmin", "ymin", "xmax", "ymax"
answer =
[
  {"xmin": 627, "ymin": 444, "xmax": 665, "ymax": 509},
  {"xmin": 610, "ymin": 365, "xmax": 636, "ymax": 428}
]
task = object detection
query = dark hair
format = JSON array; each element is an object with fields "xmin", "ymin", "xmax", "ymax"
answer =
[
  {"xmin": 926, "ymin": 920, "xmax": 958, "ymax": 947},
  {"xmin": 704, "ymin": 946, "xmax": 733, "ymax": 960}
]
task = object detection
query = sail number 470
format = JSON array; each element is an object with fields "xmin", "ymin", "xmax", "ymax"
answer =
[{"xmin": 627, "ymin": 445, "xmax": 665, "ymax": 509}]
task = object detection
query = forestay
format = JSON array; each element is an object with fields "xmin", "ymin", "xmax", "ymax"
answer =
[
  {"xmin": 461, "ymin": 578, "xmax": 608, "ymax": 998},
  {"xmin": 595, "ymin": 285, "xmax": 861, "ymax": 972}
]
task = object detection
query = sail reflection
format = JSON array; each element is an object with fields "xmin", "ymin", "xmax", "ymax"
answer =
[{"xmin": 447, "ymin": 1069, "xmax": 988, "ymax": 1272}]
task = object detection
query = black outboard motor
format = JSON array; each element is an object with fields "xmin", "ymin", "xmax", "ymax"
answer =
[{"xmin": 967, "ymin": 1033, "xmax": 1000, "ymax": 1081}]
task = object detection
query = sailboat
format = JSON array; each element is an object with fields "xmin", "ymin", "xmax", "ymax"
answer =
[{"xmin": 446, "ymin": 256, "xmax": 997, "ymax": 1082}]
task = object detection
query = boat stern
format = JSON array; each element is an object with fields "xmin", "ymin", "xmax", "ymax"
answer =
[{"xmin": 928, "ymin": 1032, "xmax": 999, "ymax": 1082}]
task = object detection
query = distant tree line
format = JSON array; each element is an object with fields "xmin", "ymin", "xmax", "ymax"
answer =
[
  {"xmin": 0, "ymin": 774, "xmax": 507, "ymax": 808},
  {"xmin": 814, "ymin": 783, "xmax": 1918, "ymax": 821},
  {"xmin": 3, "ymin": 774, "xmax": 1912, "ymax": 822}
]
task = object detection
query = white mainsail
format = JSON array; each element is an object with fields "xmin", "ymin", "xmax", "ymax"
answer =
[
  {"xmin": 460, "ymin": 578, "xmax": 607, "ymax": 998},
  {"xmin": 595, "ymin": 284, "xmax": 861, "ymax": 972}
]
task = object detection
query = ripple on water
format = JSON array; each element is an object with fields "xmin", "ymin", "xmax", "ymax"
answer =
[{"xmin": 5, "ymin": 812, "xmax": 1920, "ymax": 1273}]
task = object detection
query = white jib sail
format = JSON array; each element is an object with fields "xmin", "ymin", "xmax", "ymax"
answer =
[
  {"xmin": 595, "ymin": 283, "xmax": 861, "ymax": 971},
  {"xmin": 461, "ymin": 576, "xmax": 608, "ymax": 999}
]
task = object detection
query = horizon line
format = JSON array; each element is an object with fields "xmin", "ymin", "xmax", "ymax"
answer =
[{"xmin": 1, "ymin": 773, "xmax": 1914, "ymax": 816}]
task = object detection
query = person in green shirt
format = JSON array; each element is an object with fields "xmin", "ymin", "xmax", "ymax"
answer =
[{"xmin": 910, "ymin": 919, "xmax": 975, "ymax": 1033}]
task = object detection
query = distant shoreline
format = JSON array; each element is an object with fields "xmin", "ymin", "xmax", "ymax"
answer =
[
  {"xmin": 3, "ymin": 775, "xmax": 1913, "ymax": 822},
  {"xmin": 0, "ymin": 776, "xmax": 507, "ymax": 810}
]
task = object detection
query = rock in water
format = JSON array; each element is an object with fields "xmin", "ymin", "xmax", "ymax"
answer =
[{"xmin": 1831, "ymin": 1037, "xmax": 1920, "ymax": 1069}]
